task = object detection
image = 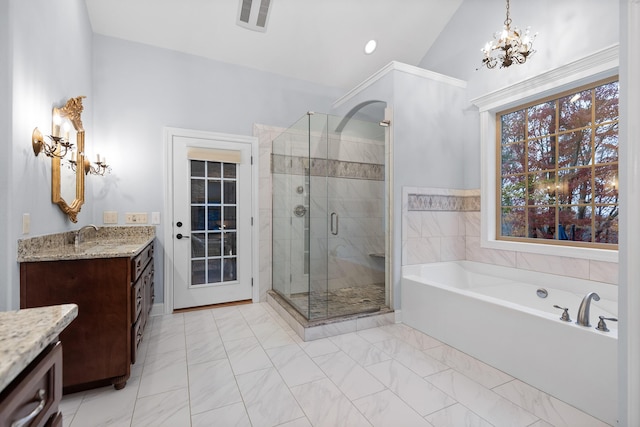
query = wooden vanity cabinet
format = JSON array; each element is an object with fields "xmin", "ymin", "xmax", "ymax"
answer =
[
  {"xmin": 20, "ymin": 241, "xmax": 154, "ymax": 393},
  {"xmin": 0, "ymin": 341, "xmax": 63, "ymax": 427}
]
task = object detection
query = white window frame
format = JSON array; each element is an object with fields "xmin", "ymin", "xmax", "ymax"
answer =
[{"xmin": 471, "ymin": 45, "xmax": 619, "ymax": 262}]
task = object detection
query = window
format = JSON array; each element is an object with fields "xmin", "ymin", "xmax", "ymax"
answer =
[{"xmin": 498, "ymin": 77, "xmax": 618, "ymax": 248}]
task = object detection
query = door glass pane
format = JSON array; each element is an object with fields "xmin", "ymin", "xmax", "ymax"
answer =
[{"xmin": 190, "ymin": 159, "xmax": 240, "ymax": 286}]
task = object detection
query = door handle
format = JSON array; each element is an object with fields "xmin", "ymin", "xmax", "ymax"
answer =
[
  {"xmin": 176, "ymin": 233, "xmax": 190, "ymax": 239},
  {"xmin": 330, "ymin": 212, "xmax": 338, "ymax": 236}
]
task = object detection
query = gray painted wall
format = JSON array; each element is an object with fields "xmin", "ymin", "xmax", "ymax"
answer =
[
  {"xmin": 2, "ymin": 0, "xmax": 93, "ymax": 309},
  {"xmin": 0, "ymin": 0, "xmax": 11, "ymax": 310},
  {"xmin": 90, "ymin": 35, "xmax": 344, "ymax": 304},
  {"xmin": 419, "ymin": 0, "xmax": 620, "ymax": 100}
]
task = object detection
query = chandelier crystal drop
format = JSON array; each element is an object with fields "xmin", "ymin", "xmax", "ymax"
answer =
[{"xmin": 480, "ymin": 0, "xmax": 536, "ymax": 69}]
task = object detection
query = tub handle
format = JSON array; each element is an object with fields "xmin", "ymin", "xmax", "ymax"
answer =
[
  {"xmin": 596, "ymin": 316, "xmax": 618, "ymax": 332},
  {"xmin": 553, "ymin": 305, "xmax": 572, "ymax": 322}
]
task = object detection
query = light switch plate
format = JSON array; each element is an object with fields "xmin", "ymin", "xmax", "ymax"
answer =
[
  {"xmin": 103, "ymin": 211, "xmax": 118, "ymax": 224},
  {"xmin": 125, "ymin": 212, "xmax": 148, "ymax": 224},
  {"xmin": 22, "ymin": 213, "xmax": 30, "ymax": 234},
  {"xmin": 151, "ymin": 212, "xmax": 160, "ymax": 224}
]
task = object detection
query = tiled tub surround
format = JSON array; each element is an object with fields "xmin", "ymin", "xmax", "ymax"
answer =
[
  {"xmin": 0, "ymin": 304, "xmax": 78, "ymax": 391},
  {"xmin": 271, "ymin": 126, "xmax": 386, "ymax": 320},
  {"xmin": 402, "ymin": 261, "xmax": 617, "ymax": 425},
  {"xmin": 402, "ymin": 187, "xmax": 619, "ymax": 285},
  {"xmin": 17, "ymin": 225, "xmax": 155, "ymax": 262}
]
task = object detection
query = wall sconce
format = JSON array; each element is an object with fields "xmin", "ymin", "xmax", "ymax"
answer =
[
  {"xmin": 32, "ymin": 126, "xmax": 73, "ymax": 158},
  {"xmin": 84, "ymin": 154, "xmax": 111, "ymax": 176},
  {"xmin": 68, "ymin": 153, "xmax": 110, "ymax": 175}
]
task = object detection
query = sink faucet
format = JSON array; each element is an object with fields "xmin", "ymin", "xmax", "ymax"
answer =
[
  {"xmin": 74, "ymin": 224, "xmax": 99, "ymax": 248},
  {"xmin": 576, "ymin": 292, "xmax": 600, "ymax": 327}
]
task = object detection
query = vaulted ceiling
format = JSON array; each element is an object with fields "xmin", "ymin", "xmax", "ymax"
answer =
[{"xmin": 84, "ymin": 0, "xmax": 463, "ymax": 90}]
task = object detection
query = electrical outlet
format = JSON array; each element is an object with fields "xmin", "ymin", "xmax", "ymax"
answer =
[
  {"xmin": 125, "ymin": 212, "xmax": 148, "ymax": 224},
  {"xmin": 151, "ymin": 212, "xmax": 160, "ymax": 224},
  {"xmin": 22, "ymin": 213, "xmax": 30, "ymax": 234},
  {"xmin": 103, "ymin": 211, "xmax": 118, "ymax": 224}
]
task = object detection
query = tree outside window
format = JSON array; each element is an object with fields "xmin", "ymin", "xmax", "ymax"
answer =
[{"xmin": 498, "ymin": 78, "xmax": 618, "ymax": 247}]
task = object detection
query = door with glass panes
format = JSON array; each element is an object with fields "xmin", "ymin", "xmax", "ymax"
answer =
[{"xmin": 172, "ymin": 135, "xmax": 252, "ymax": 309}]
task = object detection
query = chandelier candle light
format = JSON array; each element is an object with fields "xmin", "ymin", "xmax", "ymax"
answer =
[{"xmin": 480, "ymin": 0, "xmax": 536, "ymax": 69}]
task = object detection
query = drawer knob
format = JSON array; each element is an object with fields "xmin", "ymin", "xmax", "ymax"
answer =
[{"xmin": 11, "ymin": 389, "xmax": 46, "ymax": 427}]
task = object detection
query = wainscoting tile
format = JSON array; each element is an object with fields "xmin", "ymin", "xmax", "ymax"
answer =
[
  {"xmin": 516, "ymin": 252, "xmax": 590, "ymax": 280},
  {"xmin": 403, "ymin": 237, "xmax": 441, "ymax": 265},
  {"xmin": 441, "ymin": 236, "xmax": 466, "ymax": 261},
  {"xmin": 589, "ymin": 260, "xmax": 619, "ymax": 284},
  {"xmin": 466, "ymin": 236, "xmax": 517, "ymax": 267}
]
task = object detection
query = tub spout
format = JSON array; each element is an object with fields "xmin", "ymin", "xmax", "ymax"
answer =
[{"xmin": 576, "ymin": 292, "xmax": 600, "ymax": 327}]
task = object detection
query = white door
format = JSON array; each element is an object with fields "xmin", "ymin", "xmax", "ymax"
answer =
[{"xmin": 172, "ymin": 135, "xmax": 253, "ymax": 309}]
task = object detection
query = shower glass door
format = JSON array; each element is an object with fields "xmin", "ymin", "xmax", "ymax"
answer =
[{"xmin": 272, "ymin": 112, "xmax": 386, "ymax": 321}]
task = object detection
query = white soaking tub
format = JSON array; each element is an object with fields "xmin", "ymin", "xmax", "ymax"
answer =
[{"xmin": 401, "ymin": 261, "xmax": 618, "ymax": 425}]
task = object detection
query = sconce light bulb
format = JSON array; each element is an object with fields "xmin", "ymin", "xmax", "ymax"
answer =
[{"xmin": 53, "ymin": 114, "xmax": 61, "ymax": 126}]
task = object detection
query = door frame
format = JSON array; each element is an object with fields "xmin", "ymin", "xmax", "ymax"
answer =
[{"xmin": 163, "ymin": 127, "xmax": 259, "ymax": 314}]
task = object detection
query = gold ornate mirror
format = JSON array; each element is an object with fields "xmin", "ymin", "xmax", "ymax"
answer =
[{"xmin": 51, "ymin": 96, "xmax": 86, "ymax": 223}]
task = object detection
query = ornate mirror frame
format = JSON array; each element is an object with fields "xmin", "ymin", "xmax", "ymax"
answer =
[{"xmin": 51, "ymin": 96, "xmax": 86, "ymax": 223}]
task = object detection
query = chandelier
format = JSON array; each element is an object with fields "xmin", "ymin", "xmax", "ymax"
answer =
[{"xmin": 480, "ymin": 0, "xmax": 536, "ymax": 69}]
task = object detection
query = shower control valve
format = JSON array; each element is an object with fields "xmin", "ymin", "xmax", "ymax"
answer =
[
  {"xmin": 553, "ymin": 305, "xmax": 572, "ymax": 322},
  {"xmin": 596, "ymin": 316, "xmax": 618, "ymax": 332}
]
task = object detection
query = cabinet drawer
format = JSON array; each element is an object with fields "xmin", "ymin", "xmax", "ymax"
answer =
[
  {"xmin": 131, "ymin": 317, "xmax": 144, "ymax": 365},
  {"xmin": 131, "ymin": 277, "xmax": 143, "ymax": 323},
  {"xmin": 131, "ymin": 242, "xmax": 154, "ymax": 282},
  {"xmin": 0, "ymin": 342, "xmax": 62, "ymax": 427}
]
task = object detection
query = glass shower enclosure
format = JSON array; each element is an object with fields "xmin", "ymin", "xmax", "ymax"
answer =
[{"xmin": 272, "ymin": 112, "xmax": 387, "ymax": 321}]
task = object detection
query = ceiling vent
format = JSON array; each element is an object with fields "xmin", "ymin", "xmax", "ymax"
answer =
[{"xmin": 237, "ymin": 0, "xmax": 272, "ymax": 32}]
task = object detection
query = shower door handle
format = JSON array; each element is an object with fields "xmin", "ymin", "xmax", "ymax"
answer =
[{"xmin": 330, "ymin": 212, "xmax": 339, "ymax": 235}]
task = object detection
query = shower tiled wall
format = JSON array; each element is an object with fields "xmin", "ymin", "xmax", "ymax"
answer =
[
  {"xmin": 402, "ymin": 187, "xmax": 619, "ymax": 285},
  {"xmin": 256, "ymin": 123, "xmax": 385, "ymax": 302}
]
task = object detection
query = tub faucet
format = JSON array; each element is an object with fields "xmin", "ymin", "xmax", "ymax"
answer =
[
  {"xmin": 576, "ymin": 292, "xmax": 600, "ymax": 327},
  {"xmin": 74, "ymin": 224, "xmax": 99, "ymax": 248}
]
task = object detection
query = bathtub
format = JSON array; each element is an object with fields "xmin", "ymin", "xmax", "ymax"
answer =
[{"xmin": 401, "ymin": 261, "xmax": 618, "ymax": 425}]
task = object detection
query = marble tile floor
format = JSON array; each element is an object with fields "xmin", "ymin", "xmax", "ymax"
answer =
[
  {"xmin": 60, "ymin": 302, "xmax": 611, "ymax": 427},
  {"xmin": 287, "ymin": 283, "xmax": 386, "ymax": 319}
]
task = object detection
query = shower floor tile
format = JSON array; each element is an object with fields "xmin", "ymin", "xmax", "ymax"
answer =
[{"xmin": 287, "ymin": 282, "xmax": 386, "ymax": 319}]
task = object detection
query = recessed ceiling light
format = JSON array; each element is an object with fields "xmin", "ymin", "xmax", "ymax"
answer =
[{"xmin": 364, "ymin": 39, "xmax": 377, "ymax": 55}]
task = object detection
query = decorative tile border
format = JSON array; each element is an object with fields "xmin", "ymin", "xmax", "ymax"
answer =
[
  {"xmin": 408, "ymin": 194, "xmax": 480, "ymax": 212},
  {"xmin": 271, "ymin": 154, "xmax": 384, "ymax": 181}
]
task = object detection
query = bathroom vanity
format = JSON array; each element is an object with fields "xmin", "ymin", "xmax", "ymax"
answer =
[
  {"xmin": 18, "ymin": 226, "xmax": 155, "ymax": 392},
  {"xmin": 0, "ymin": 304, "xmax": 77, "ymax": 427}
]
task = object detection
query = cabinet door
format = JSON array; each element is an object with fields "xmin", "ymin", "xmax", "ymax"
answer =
[{"xmin": 21, "ymin": 258, "xmax": 132, "ymax": 390}]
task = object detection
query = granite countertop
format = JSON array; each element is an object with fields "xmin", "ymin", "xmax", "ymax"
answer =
[
  {"xmin": 0, "ymin": 304, "xmax": 78, "ymax": 392},
  {"xmin": 17, "ymin": 226, "xmax": 155, "ymax": 263}
]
